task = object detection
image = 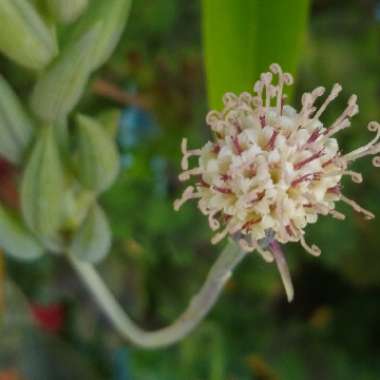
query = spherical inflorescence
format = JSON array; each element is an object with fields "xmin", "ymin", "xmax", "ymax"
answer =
[{"xmin": 174, "ymin": 64, "xmax": 380, "ymax": 298}]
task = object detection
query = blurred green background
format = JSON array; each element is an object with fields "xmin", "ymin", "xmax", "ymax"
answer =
[{"xmin": 1, "ymin": 0, "xmax": 380, "ymax": 379}]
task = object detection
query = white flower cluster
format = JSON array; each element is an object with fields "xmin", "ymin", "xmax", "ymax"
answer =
[{"xmin": 174, "ymin": 64, "xmax": 380, "ymax": 279}]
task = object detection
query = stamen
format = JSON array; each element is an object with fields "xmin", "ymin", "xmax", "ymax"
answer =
[
  {"xmin": 329, "ymin": 209, "xmax": 346, "ymax": 220},
  {"xmin": 232, "ymin": 135, "xmax": 243, "ymax": 154},
  {"xmin": 298, "ymin": 87, "xmax": 324, "ymax": 124},
  {"xmin": 312, "ymin": 202, "xmax": 330, "ymax": 215},
  {"xmin": 270, "ymin": 63, "xmax": 284, "ymax": 114},
  {"xmin": 252, "ymin": 96, "xmax": 263, "ymax": 109},
  {"xmin": 208, "ymin": 211, "xmax": 221, "ymax": 230},
  {"xmin": 239, "ymin": 92, "xmax": 252, "ymax": 105},
  {"xmin": 299, "ymin": 234, "xmax": 321, "ymax": 256},
  {"xmin": 284, "ymin": 223, "xmax": 299, "ymax": 242},
  {"xmin": 307, "ymin": 128, "xmax": 322, "ymax": 144},
  {"xmin": 283, "ymin": 73, "xmax": 294, "ymax": 86},
  {"xmin": 213, "ymin": 186, "xmax": 233, "ymax": 195},
  {"xmin": 280, "ymin": 96, "xmax": 286, "ymax": 115},
  {"xmin": 181, "ymin": 138, "xmax": 201, "ymax": 170},
  {"xmin": 322, "ymin": 158, "xmax": 334, "ymax": 168},
  {"xmin": 299, "ymin": 93, "xmax": 314, "ymax": 119},
  {"xmin": 329, "ymin": 94, "xmax": 358, "ymax": 131},
  {"xmin": 285, "ymin": 225, "xmax": 294, "ymax": 237},
  {"xmin": 323, "ymin": 118, "xmax": 351, "ymax": 140},
  {"xmin": 174, "ymin": 186, "xmax": 199, "ymax": 211},
  {"xmin": 242, "ymin": 217, "xmax": 262, "ymax": 232},
  {"xmin": 373, "ymin": 156, "xmax": 380, "ymax": 167},
  {"xmin": 313, "ymin": 83, "xmax": 342, "ymax": 120},
  {"xmin": 211, "ymin": 226, "xmax": 230, "ymax": 245},
  {"xmin": 293, "ymin": 149, "xmax": 324, "ymax": 170},
  {"xmin": 260, "ymin": 115, "xmax": 266, "ymax": 128},
  {"xmin": 343, "ymin": 122, "xmax": 380, "ymax": 161},
  {"xmin": 261, "ymin": 72, "xmax": 273, "ymax": 109},
  {"xmin": 324, "ymin": 170, "xmax": 362, "ymax": 183},
  {"xmin": 291, "ymin": 172, "xmax": 321, "ymax": 187},
  {"xmin": 253, "ymin": 79, "xmax": 264, "ymax": 98},
  {"xmin": 340, "ymin": 194, "xmax": 375, "ymax": 220},
  {"xmin": 266, "ymin": 130, "xmax": 279, "ymax": 151},
  {"xmin": 206, "ymin": 110, "xmax": 222, "ymax": 126},
  {"xmin": 179, "ymin": 167, "xmax": 203, "ymax": 181},
  {"xmin": 223, "ymin": 92, "xmax": 238, "ymax": 108},
  {"xmin": 311, "ymin": 86, "xmax": 325, "ymax": 100},
  {"xmin": 248, "ymin": 190, "xmax": 265, "ymax": 203},
  {"xmin": 327, "ymin": 185, "xmax": 341, "ymax": 195},
  {"xmin": 343, "ymin": 170, "xmax": 363, "ymax": 183},
  {"xmin": 211, "ymin": 120, "xmax": 228, "ymax": 136},
  {"xmin": 198, "ymin": 178, "xmax": 210, "ymax": 188}
]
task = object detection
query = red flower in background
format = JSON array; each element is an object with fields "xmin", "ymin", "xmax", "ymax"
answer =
[{"xmin": 30, "ymin": 303, "xmax": 65, "ymax": 334}]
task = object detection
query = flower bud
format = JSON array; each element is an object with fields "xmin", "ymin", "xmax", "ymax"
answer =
[
  {"xmin": 76, "ymin": 114, "xmax": 120, "ymax": 193},
  {"xmin": 0, "ymin": 0, "xmax": 57, "ymax": 70},
  {"xmin": 0, "ymin": 203, "xmax": 44, "ymax": 261},
  {"xmin": 21, "ymin": 126, "xmax": 65, "ymax": 238},
  {"xmin": 0, "ymin": 76, "xmax": 34, "ymax": 164},
  {"xmin": 69, "ymin": 202, "xmax": 111, "ymax": 263},
  {"xmin": 30, "ymin": 23, "xmax": 102, "ymax": 122}
]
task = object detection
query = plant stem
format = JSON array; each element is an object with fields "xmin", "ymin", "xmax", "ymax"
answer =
[{"xmin": 68, "ymin": 239, "xmax": 246, "ymax": 349}]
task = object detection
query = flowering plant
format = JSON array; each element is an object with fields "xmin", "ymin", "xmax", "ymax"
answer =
[{"xmin": 0, "ymin": 0, "xmax": 378, "ymax": 353}]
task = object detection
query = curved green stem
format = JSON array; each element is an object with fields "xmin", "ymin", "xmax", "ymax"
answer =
[{"xmin": 69, "ymin": 239, "xmax": 246, "ymax": 349}]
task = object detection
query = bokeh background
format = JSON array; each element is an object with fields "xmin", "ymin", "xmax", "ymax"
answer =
[{"xmin": 1, "ymin": 0, "xmax": 380, "ymax": 379}]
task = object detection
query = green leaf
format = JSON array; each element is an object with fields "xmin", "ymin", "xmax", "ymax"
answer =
[
  {"xmin": 76, "ymin": 114, "xmax": 120, "ymax": 194},
  {"xmin": 30, "ymin": 23, "xmax": 102, "ymax": 122},
  {"xmin": 0, "ymin": 0, "xmax": 58, "ymax": 70},
  {"xmin": 47, "ymin": 0, "xmax": 89, "ymax": 24},
  {"xmin": 201, "ymin": 0, "xmax": 310, "ymax": 108},
  {"xmin": 69, "ymin": 202, "xmax": 111, "ymax": 263},
  {"xmin": 0, "ymin": 75, "xmax": 34, "ymax": 164},
  {"xmin": 21, "ymin": 125, "xmax": 65, "ymax": 238},
  {"xmin": 66, "ymin": 0, "xmax": 133, "ymax": 70},
  {"xmin": 0, "ymin": 203, "xmax": 44, "ymax": 261}
]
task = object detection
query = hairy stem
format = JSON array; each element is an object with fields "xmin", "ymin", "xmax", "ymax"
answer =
[{"xmin": 68, "ymin": 239, "xmax": 246, "ymax": 349}]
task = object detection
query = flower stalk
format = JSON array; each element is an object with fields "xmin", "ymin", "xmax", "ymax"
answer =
[{"xmin": 68, "ymin": 239, "xmax": 246, "ymax": 349}]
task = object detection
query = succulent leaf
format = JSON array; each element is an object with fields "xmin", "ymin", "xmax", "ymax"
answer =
[
  {"xmin": 69, "ymin": 202, "xmax": 111, "ymax": 263},
  {"xmin": 47, "ymin": 0, "xmax": 89, "ymax": 24},
  {"xmin": 21, "ymin": 125, "xmax": 65, "ymax": 238},
  {"xmin": 0, "ymin": 76, "xmax": 34, "ymax": 164},
  {"xmin": 0, "ymin": 0, "xmax": 58, "ymax": 70},
  {"xmin": 0, "ymin": 203, "xmax": 44, "ymax": 261},
  {"xmin": 30, "ymin": 23, "xmax": 102, "ymax": 122},
  {"xmin": 76, "ymin": 114, "xmax": 120, "ymax": 193},
  {"xmin": 67, "ymin": 0, "xmax": 132, "ymax": 70}
]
